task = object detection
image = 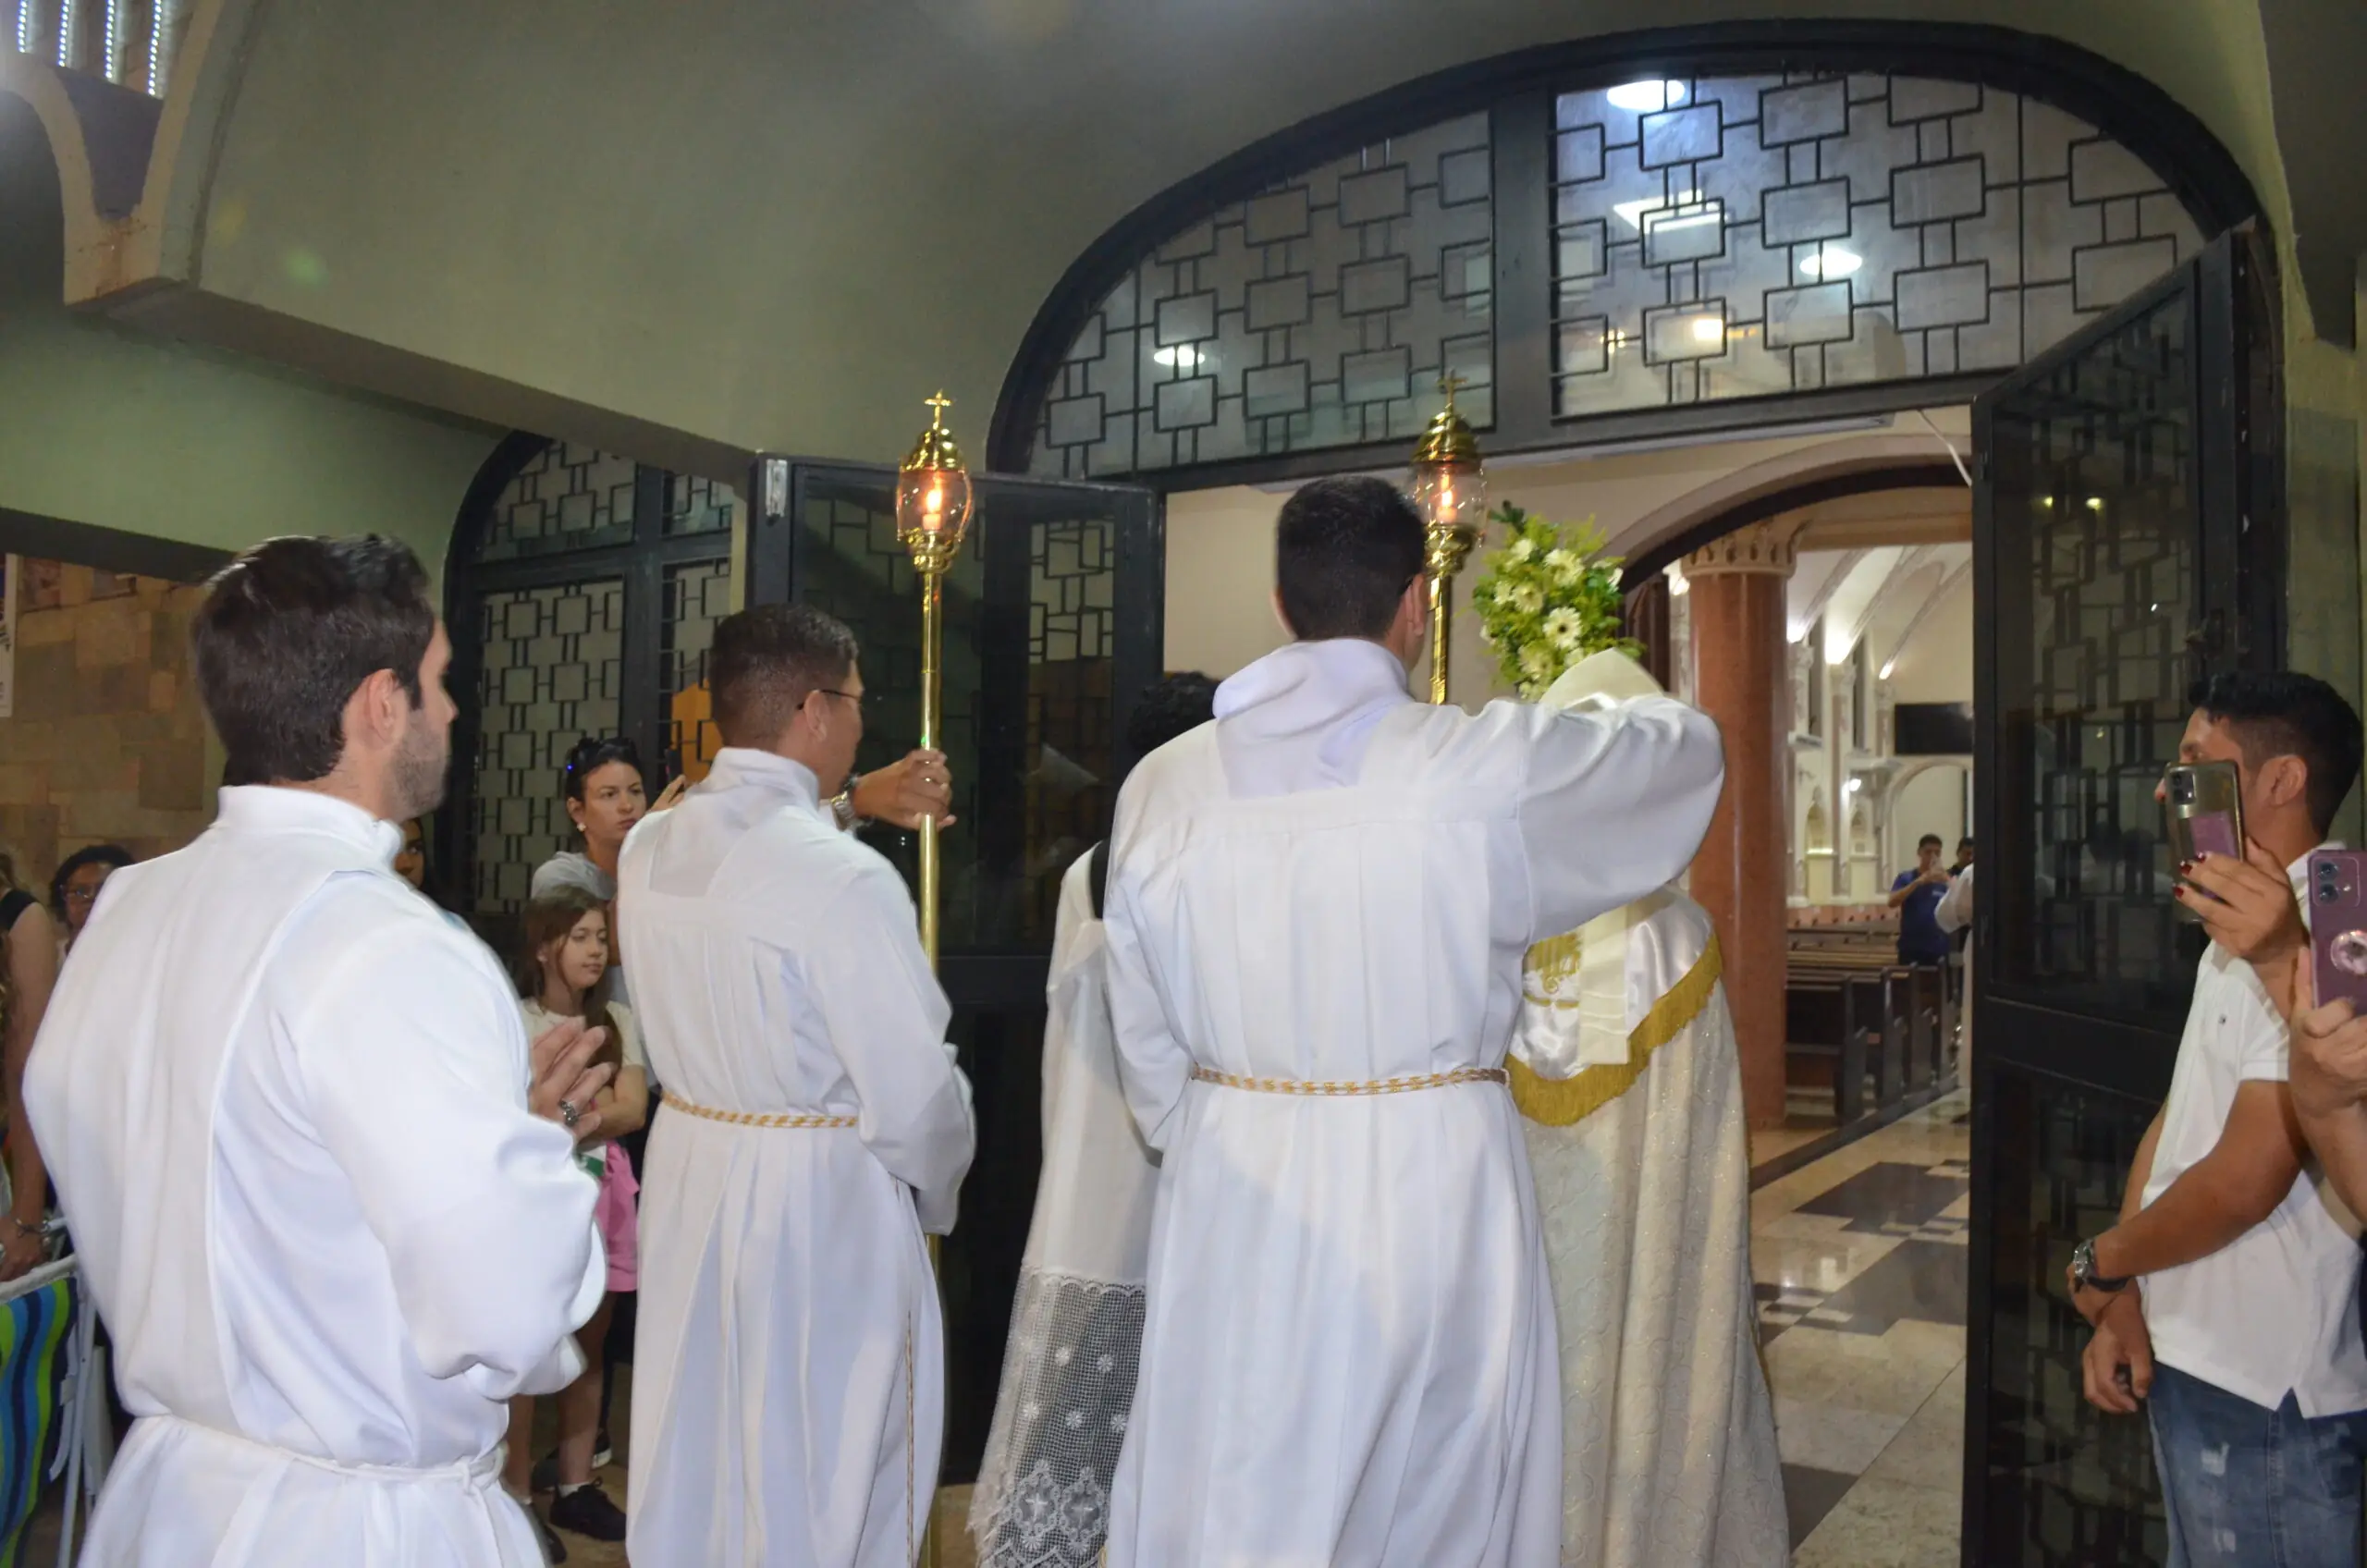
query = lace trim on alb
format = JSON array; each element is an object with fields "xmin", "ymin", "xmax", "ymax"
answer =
[{"xmin": 969, "ymin": 1268, "xmax": 1147, "ymax": 1568}]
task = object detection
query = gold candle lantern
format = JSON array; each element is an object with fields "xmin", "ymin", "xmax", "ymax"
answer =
[
  {"xmin": 1407, "ymin": 374, "xmax": 1488, "ymax": 704},
  {"xmin": 894, "ymin": 392, "xmax": 975, "ymax": 968}
]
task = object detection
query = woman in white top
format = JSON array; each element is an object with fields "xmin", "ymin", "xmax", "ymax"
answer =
[{"xmin": 506, "ymin": 887, "xmax": 649, "ymax": 1556}]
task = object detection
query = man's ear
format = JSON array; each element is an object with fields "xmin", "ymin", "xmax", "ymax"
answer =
[
  {"xmin": 2264, "ymin": 753, "xmax": 2311, "ymax": 815},
  {"xmin": 345, "ymin": 667, "xmax": 407, "ymax": 757}
]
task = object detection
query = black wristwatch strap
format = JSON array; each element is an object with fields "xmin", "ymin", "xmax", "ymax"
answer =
[{"xmin": 2074, "ymin": 1238, "xmax": 2131, "ymax": 1294}]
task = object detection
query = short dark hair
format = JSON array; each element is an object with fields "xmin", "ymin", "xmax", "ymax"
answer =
[
  {"xmin": 1275, "ymin": 477, "xmax": 1426, "ymax": 642},
  {"xmin": 1957, "ymin": 838, "xmax": 1975, "ymax": 850},
  {"xmin": 562, "ymin": 736, "xmax": 644, "ymax": 802},
  {"xmin": 710, "ymin": 603, "xmax": 860, "ymax": 747},
  {"xmin": 1126, "ymin": 672, "xmax": 1219, "ymax": 756},
  {"xmin": 192, "ymin": 536, "xmax": 435, "ymax": 785},
  {"xmin": 2189, "ymin": 670, "xmax": 2365, "ymax": 835},
  {"xmin": 50, "ymin": 844, "xmax": 134, "ymax": 914},
  {"xmin": 1919, "ymin": 834, "xmax": 1944, "ymax": 851}
]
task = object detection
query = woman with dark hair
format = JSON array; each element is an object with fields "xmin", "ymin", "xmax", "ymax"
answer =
[
  {"xmin": 533, "ymin": 738, "xmax": 659, "ymax": 909},
  {"xmin": 51, "ymin": 844, "xmax": 135, "ymax": 956},
  {"xmin": 504, "ymin": 887, "xmax": 648, "ymax": 1556},
  {"xmin": 0, "ymin": 846, "xmax": 58, "ymax": 1281}
]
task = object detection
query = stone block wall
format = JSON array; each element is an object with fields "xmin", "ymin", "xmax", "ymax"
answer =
[{"xmin": 0, "ymin": 559, "xmax": 214, "ymax": 893}]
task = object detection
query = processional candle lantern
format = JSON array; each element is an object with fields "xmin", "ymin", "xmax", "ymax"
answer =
[
  {"xmin": 895, "ymin": 393, "xmax": 973, "ymax": 1568},
  {"xmin": 895, "ymin": 392, "xmax": 975, "ymax": 968},
  {"xmin": 1407, "ymin": 374, "xmax": 1488, "ymax": 704}
]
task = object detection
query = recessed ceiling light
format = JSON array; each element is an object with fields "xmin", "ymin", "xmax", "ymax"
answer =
[
  {"xmin": 1607, "ymin": 80, "xmax": 1688, "ymax": 113},
  {"xmin": 1798, "ymin": 246, "xmax": 1863, "ymax": 280},
  {"xmin": 1690, "ymin": 315, "xmax": 1724, "ymax": 344},
  {"xmin": 1153, "ymin": 346, "xmax": 1205, "ymax": 370}
]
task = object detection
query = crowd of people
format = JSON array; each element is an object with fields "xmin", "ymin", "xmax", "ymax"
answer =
[{"xmin": 6, "ymin": 475, "xmax": 2367, "ymax": 1568}]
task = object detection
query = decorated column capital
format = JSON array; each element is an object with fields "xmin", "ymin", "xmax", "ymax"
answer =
[{"xmin": 1681, "ymin": 520, "xmax": 1807, "ymax": 581}]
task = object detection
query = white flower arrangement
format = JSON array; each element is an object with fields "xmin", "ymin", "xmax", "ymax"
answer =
[{"xmin": 1469, "ymin": 505, "xmax": 1640, "ymax": 699}]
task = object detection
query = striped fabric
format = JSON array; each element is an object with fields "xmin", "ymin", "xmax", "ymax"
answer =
[{"xmin": 0, "ymin": 1262, "xmax": 75, "ymax": 1568}]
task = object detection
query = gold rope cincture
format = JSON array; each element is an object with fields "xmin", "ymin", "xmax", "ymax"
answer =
[
  {"xmin": 658, "ymin": 1089, "xmax": 857, "ymax": 1129},
  {"xmin": 1508, "ymin": 934, "xmax": 1723, "ymax": 1127},
  {"xmin": 1190, "ymin": 1065, "xmax": 1509, "ymax": 1096}
]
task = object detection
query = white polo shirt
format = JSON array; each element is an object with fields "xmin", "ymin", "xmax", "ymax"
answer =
[{"xmin": 2140, "ymin": 846, "xmax": 2367, "ymax": 1416}]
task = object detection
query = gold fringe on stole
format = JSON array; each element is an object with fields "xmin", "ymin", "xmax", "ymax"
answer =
[{"xmin": 1509, "ymin": 934, "xmax": 1723, "ymax": 1127}]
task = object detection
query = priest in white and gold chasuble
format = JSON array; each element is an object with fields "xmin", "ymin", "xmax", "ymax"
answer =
[{"xmin": 1510, "ymin": 655, "xmax": 1788, "ymax": 1568}]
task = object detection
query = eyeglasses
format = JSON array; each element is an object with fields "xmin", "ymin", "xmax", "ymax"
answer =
[{"xmin": 815, "ymin": 689, "xmax": 865, "ymax": 715}]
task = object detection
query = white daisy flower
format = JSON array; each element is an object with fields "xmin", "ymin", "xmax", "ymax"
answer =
[
  {"xmin": 1509, "ymin": 536, "xmax": 1538, "ymax": 562},
  {"xmin": 1543, "ymin": 606, "xmax": 1585, "ymax": 650}
]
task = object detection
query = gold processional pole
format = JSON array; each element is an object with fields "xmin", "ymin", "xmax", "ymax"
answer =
[
  {"xmin": 1407, "ymin": 374, "xmax": 1489, "ymax": 704},
  {"xmin": 893, "ymin": 391, "xmax": 974, "ymax": 1568}
]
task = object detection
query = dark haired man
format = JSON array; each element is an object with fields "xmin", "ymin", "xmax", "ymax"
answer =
[
  {"xmin": 25, "ymin": 536, "xmax": 616, "ymax": 1566},
  {"xmin": 2075, "ymin": 670, "xmax": 2367, "ymax": 1567},
  {"xmin": 1099, "ymin": 477, "xmax": 1724, "ymax": 1564},
  {"xmin": 972, "ymin": 672, "xmax": 1220, "ymax": 1566},
  {"xmin": 1888, "ymin": 832, "xmax": 1955, "ymax": 965},
  {"xmin": 618, "ymin": 601, "xmax": 975, "ymax": 1565}
]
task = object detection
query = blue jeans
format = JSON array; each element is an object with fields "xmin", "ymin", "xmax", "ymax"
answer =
[{"xmin": 2148, "ymin": 1362, "xmax": 2367, "ymax": 1567}]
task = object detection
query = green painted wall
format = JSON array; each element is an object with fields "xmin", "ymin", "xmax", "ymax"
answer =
[
  {"xmin": 0, "ymin": 97, "xmax": 496, "ymax": 573},
  {"xmin": 141, "ymin": 0, "xmax": 2311, "ymax": 474}
]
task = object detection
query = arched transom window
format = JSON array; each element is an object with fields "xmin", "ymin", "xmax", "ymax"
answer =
[{"xmin": 1016, "ymin": 61, "xmax": 2219, "ymax": 484}]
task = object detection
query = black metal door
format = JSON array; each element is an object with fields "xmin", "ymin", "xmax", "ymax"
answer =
[
  {"xmin": 1964, "ymin": 229, "xmax": 2278, "ymax": 1565},
  {"xmin": 748, "ymin": 459, "xmax": 1164, "ymax": 1481}
]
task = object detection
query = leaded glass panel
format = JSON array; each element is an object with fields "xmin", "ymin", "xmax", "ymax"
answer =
[
  {"xmin": 1026, "ymin": 113, "xmax": 1493, "ymax": 478},
  {"xmin": 474, "ymin": 441, "xmax": 638, "ymax": 562},
  {"xmin": 471, "ymin": 578, "xmax": 624, "ymax": 908},
  {"xmin": 1550, "ymin": 76, "xmax": 2203, "ymax": 416},
  {"xmin": 1024, "ymin": 517, "xmax": 1117, "ymax": 938},
  {"xmin": 1988, "ymin": 291, "xmax": 2195, "ymax": 1021},
  {"xmin": 664, "ymin": 472, "xmax": 734, "ymax": 537},
  {"xmin": 1982, "ymin": 1068, "xmax": 2167, "ymax": 1564},
  {"xmin": 661, "ymin": 556, "xmax": 730, "ymax": 771}
]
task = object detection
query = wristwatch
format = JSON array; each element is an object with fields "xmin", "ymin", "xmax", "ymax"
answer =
[
  {"xmin": 828, "ymin": 774, "xmax": 862, "ymax": 833},
  {"xmin": 2071, "ymin": 1237, "xmax": 2131, "ymax": 1295}
]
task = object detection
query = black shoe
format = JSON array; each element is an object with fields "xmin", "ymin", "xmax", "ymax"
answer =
[
  {"xmin": 548, "ymin": 1482, "xmax": 628, "ymax": 1543},
  {"xmin": 524, "ymin": 1503, "xmax": 567, "ymax": 1563}
]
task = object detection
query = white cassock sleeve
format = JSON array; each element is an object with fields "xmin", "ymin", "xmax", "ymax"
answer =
[
  {"xmin": 1518, "ymin": 692, "xmax": 1725, "ymax": 942},
  {"xmin": 1935, "ymin": 866, "xmax": 1973, "ymax": 934},
  {"xmin": 295, "ymin": 923, "xmax": 604, "ymax": 1401},
  {"xmin": 1102, "ymin": 861, "xmax": 1191, "ymax": 1155},
  {"xmin": 808, "ymin": 861, "xmax": 976, "ymax": 1234}
]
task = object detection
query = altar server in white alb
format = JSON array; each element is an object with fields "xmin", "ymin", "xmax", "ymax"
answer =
[
  {"xmin": 1509, "ymin": 651, "xmax": 1786, "ymax": 1568},
  {"xmin": 25, "ymin": 536, "xmax": 616, "ymax": 1567},
  {"xmin": 620, "ymin": 602, "xmax": 974, "ymax": 1567},
  {"xmin": 1100, "ymin": 476, "xmax": 1728, "ymax": 1568}
]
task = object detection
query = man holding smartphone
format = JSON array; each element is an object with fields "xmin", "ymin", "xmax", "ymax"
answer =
[{"xmin": 2073, "ymin": 671, "xmax": 2366, "ymax": 1568}]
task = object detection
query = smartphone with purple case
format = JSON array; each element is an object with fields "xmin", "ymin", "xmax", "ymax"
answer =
[
  {"xmin": 2164, "ymin": 761, "xmax": 2245, "ymax": 920},
  {"xmin": 2311, "ymin": 851, "xmax": 2367, "ymax": 1013}
]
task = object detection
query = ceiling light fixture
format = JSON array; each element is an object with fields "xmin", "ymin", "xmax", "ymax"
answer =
[
  {"xmin": 1690, "ymin": 315, "xmax": 1724, "ymax": 344},
  {"xmin": 1797, "ymin": 246, "xmax": 1863, "ymax": 280},
  {"xmin": 1606, "ymin": 80, "xmax": 1688, "ymax": 113},
  {"xmin": 1153, "ymin": 346, "xmax": 1205, "ymax": 370}
]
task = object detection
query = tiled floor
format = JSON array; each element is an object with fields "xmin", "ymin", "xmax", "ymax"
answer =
[{"xmin": 1751, "ymin": 1092, "xmax": 1971, "ymax": 1566}]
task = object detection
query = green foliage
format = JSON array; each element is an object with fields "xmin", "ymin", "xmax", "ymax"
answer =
[{"xmin": 1468, "ymin": 503, "xmax": 1640, "ymax": 699}]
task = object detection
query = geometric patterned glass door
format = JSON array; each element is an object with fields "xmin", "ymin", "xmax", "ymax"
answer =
[
  {"xmin": 1968, "ymin": 230, "xmax": 2265, "ymax": 1568},
  {"xmin": 444, "ymin": 437, "xmax": 739, "ymax": 914}
]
